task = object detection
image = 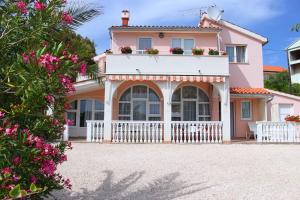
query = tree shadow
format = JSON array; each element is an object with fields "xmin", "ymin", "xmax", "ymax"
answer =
[{"xmin": 50, "ymin": 170, "xmax": 214, "ymax": 200}]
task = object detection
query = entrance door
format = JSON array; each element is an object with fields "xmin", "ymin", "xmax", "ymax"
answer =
[
  {"xmin": 183, "ymin": 101, "xmax": 196, "ymax": 121},
  {"xmin": 230, "ymin": 102, "xmax": 235, "ymax": 138}
]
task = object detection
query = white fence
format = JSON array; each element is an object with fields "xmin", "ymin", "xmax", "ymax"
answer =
[
  {"xmin": 111, "ymin": 121, "xmax": 164, "ymax": 143},
  {"xmin": 86, "ymin": 120, "xmax": 105, "ymax": 142},
  {"xmin": 256, "ymin": 122, "xmax": 300, "ymax": 143},
  {"xmin": 171, "ymin": 122, "xmax": 223, "ymax": 143}
]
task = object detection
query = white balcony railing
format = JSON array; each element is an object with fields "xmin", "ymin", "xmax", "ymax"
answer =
[
  {"xmin": 111, "ymin": 121, "xmax": 164, "ymax": 143},
  {"xmin": 106, "ymin": 54, "xmax": 229, "ymax": 76},
  {"xmin": 171, "ymin": 121, "xmax": 223, "ymax": 143},
  {"xmin": 86, "ymin": 120, "xmax": 105, "ymax": 142}
]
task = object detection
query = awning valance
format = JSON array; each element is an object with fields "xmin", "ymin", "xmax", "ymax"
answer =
[{"xmin": 106, "ymin": 75, "xmax": 225, "ymax": 83}]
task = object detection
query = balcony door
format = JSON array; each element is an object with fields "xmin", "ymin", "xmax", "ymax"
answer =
[
  {"xmin": 171, "ymin": 38, "xmax": 194, "ymax": 55},
  {"xmin": 138, "ymin": 38, "xmax": 152, "ymax": 54}
]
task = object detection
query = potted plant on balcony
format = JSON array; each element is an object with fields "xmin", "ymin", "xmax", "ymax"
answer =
[
  {"xmin": 285, "ymin": 115, "xmax": 300, "ymax": 122},
  {"xmin": 121, "ymin": 46, "xmax": 132, "ymax": 54},
  {"xmin": 170, "ymin": 47, "xmax": 184, "ymax": 55},
  {"xmin": 208, "ymin": 48, "xmax": 219, "ymax": 55},
  {"xmin": 146, "ymin": 48, "xmax": 159, "ymax": 55},
  {"xmin": 192, "ymin": 48, "xmax": 204, "ymax": 55},
  {"xmin": 105, "ymin": 49, "xmax": 113, "ymax": 54}
]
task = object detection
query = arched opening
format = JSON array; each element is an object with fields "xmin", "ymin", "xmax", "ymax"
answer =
[
  {"xmin": 118, "ymin": 85, "xmax": 161, "ymax": 121},
  {"xmin": 171, "ymin": 86, "xmax": 211, "ymax": 121}
]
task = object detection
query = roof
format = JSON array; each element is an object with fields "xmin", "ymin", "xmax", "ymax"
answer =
[
  {"xmin": 200, "ymin": 15, "xmax": 268, "ymax": 44},
  {"xmin": 109, "ymin": 25, "xmax": 221, "ymax": 33},
  {"xmin": 263, "ymin": 66, "xmax": 287, "ymax": 73},
  {"xmin": 267, "ymin": 89, "xmax": 300, "ymax": 101},
  {"xmin": 287, "ymin": 38, "xmax": 300, "ymax": 50},
  {"xmin": 230, "ymin": 88, "xmax": 271, "ymax": 95}
]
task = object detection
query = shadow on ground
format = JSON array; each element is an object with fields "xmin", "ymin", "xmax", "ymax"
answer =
[{"xmin": 49, "ymin": 170, "xmax": 213, "ymax": 200}]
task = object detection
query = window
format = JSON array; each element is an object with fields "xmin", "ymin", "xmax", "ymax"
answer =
[
  {"xmin": 171, "ymin": 86, "xmax": 210, "ymax": 121},
  {"xmin": 118, "ymin": 85, "xmax": 161, "ymax": 121},
  {"xmin": 66, "ymin": 100, "xmax": 104, "ymax": 127},
  {"xmin": 279, "ymin": 104, "xmax": 293, "ymax": 122},
  {"xmin": 226, "ymin": 45, "xmax": 247, "ymax": 63},
  {"xmin": 138, "ymin": 38, "xmax": 152, "ymax": 54},
  {"xmin": 171, "ymin": 38, "xmax": 194, "ymax": 55},
  {"xmin": 241, "ymin": 101, "xmax": 252, "ymax": 120}
]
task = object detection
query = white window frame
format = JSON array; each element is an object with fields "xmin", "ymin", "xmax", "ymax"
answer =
[
  {"xmin": 137, "ymin": 37, "xmax": 153, "ymax": 54},
  {"xmin": 241, "ymin": 100, "xmax": 252, "ymax": 120},
  {"xmin": 278, "ymin": 104, "xmax": 294, "ymax": 122},
  {"xmin": 225, "ymin": 44, "xmax": 248, "ymax": 63},
  {"xmin": 66, "ymin": 99, "xmax": 105, "ymax": 127},
  {"xmin": 171, "ymin": 86, "xmax": 211, "ymax": 121},
  {"xmin": 118, "ymin": 85, "xmax": 161, "ymax": 121},
  {"xmin": 171, "ymin": 38, "xmax": 195, "ymax": 55}
]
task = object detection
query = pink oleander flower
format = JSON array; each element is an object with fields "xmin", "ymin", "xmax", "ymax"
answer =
[
  {"xmin": 64, "ymin": 103, "xmax": 71, "ymax": 109},
  {"xmin": 34, "ymin": 1, "xmax": 46, "ymax": 11},
  {"xmin": 45, "ymin": 94, "xmax": 55, "ymax": 104},
  {"xmin": 61, "ymin": 12, "xmax": 73, "ymax": 24},
  {"xmin": 66, "ymin": 119, "xmax": 74, "ymax": 126},
  {"xmin": 4, "ymin": 124, "xmax": 18, "ymax": 137},
  {"xmin": 41, "ymin": 160, "xmax": 56, "ymax": 176},
  {"xmin": 58, "ymin": 75, "xmax": 75, "ymax": 93},
  {"xmin": 16, "ymin": 1, "xmax": 28, "ymax": 14},
  {"xmin": 12, "ymin": 156, "xmax": 21, "ymax": 166},
  {"xmin": 64, "ymin": 178, "xmax": 72, "ymax": 189},
  {"xmin": 0, "ymin": 111, "xmax": 5, "ymax": 118},
  {"xmin": 38, "ymin": 53, "xmax": 60, "ymax": 73},
  {"xmin": 79, "ymin": 63, "xmax": 87, "ymax": 76},
  {"xmin": 69, "ymin": 54, "xmax": 78, "ymax": 64},
  {"xmin": 22, "ymin": 53, "xmax": 30, "ymax": 64},
  {"xmin": 30, "ymin": 175, "xmax": 37, "ymax": 184},
  {"xmin": 12, "ymin": 174, "xmax": 20, "ymax": 182},
  {"xmin": 1, "ymin": 167, "xmax": 12, "ymax": 175},
  {"xmin": 59, "ymin": 155, "xmax": 67, "ymax": 163}
]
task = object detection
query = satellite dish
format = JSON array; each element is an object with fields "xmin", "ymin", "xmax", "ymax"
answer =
[{"xmin": 207, "ymin": 6, "xmax": 224, "ymax": 21}]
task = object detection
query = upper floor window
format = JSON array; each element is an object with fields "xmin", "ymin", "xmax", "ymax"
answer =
[
  {"xmin": 138, "ymin": 38, "xmax": 152, "ymax": 54},
  {"xmin": 226, "ymin": 45, "xmax": 247, "ymax": 63},
  {"xmin": 172, "ymin": 38, "xmax": 194, "ymax": 55}
]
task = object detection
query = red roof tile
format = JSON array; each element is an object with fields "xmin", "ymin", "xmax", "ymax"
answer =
[
  {"xmin": 230, "ymin": 88, "xmax": 271, "ymax": 95},
  {"xmin": 263, "ymin": 66, "xmax": 287, "ymax": 72}
]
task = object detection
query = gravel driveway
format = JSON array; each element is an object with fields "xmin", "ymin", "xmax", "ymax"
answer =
[{"xmin": 51, "ymin": 143, "xmax": 300, "ymax": 200}]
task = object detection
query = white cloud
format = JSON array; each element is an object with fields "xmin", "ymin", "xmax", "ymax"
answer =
[{"xmin": 74, "ymin": 0, "xmax": 284, "ymax": 53}]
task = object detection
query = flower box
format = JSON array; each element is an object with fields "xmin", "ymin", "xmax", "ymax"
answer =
[
  {"xmin": 146, "ymin": 48, "xmax": 159, "ymax": 55},
  {"xmin": 208, "ymin": 48, "xmax": 219, "ymax": 55},
  {"xmin": 170, "ymin": 47, "xmax": 184, "ymax": 55},
  {"xmin": 192, "ymin": 48, "xmax": 204, "ymax": 55},
  {"xmin": 121, "ymin": 46, "xmax": 132, "ymax": 54}
]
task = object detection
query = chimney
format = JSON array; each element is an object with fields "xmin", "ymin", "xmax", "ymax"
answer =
[{"xmin": 121, "ymin": 10, "xmax": 130, "ymax": 26}]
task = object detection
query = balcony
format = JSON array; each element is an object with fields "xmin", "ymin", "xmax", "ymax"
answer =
[{"xmin": 105, "ymin": 54, "xmax": 229, "ymax": 76}]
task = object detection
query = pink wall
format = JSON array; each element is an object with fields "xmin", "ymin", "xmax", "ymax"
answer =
[{"xmin": 112, "ymin": 32, "xmax": 218, "ymax": 55}]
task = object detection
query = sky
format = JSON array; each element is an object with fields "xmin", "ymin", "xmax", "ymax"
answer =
[{"xmin": 75, "ymin": 0, "xmax": 300, "ymax": 68}]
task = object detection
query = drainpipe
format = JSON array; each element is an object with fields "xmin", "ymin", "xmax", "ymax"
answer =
[{"xmin": 217, "ymin": 32, "xmax": 221, "ymax": 52}]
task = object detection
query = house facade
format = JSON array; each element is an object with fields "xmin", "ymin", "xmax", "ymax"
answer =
[
  {"xmin": 65, "ymin": 10, "xmax": 300, "ymax": 143},
  {"xmin": 287, "ymin": 39, "xmax": 300, "ymax": 84}
]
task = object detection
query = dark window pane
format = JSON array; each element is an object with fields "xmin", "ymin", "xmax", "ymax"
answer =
[
  {"xmin": 148, "ymin": 117, "xmax": 161, "ymax": 121},
  {"xmin": 119, "ymin": 116, "xmax": 130, "ymax": 120},
  {"xmin": 182, "ymin": 86, "xmax": 197, "ymax": 99},
  {"xmin": 172, "ymin": 104, "xmax": 181, "ymax": 114},
  {"xmin": 80, "ymin": 100, "xmax": 92, "ymax": 127},
  {"xmin": 172, "ymin": 117, "xmax": 181, "ymax": 121},
  {"xmin": 94, "ymin": 112, "xmax": 104, "ymax": 120},
  {"xmin": 198, "ymin": 90, "xmax": 209, "ymax": 102},
  {"xmin": 119, "ymin": 103, "xmax": 131, "ymax": 115},
  {"xmin": 183, "ymin": 101, "xmax": 196, "ymax": 121},
  {"xmin": 133, "ymin": 86, "xmax": 147, "ymax": 98},
  {"xmin": 133, "ymin": 100, "xmax": 146, "ymax": 120},
  {"xmin": 149, "ymin": 104, "xmax": 160, "ymax": 114},
  {"xmin": 149, "ymin": 89, "xmax": 160, "ymax": 102},
  {"xmin": 199, "ymin": 104, "xmax": 210, "ymax": 115},
  {"xmin": 199, "ymin": 117, "xmax": 211, "ymax": 121},
  {"xmin": 67, "ymin": 112, "xmax": 76, "ymax": 126},
  {"xmin": 95, "ymin": 100, "xmax": 104, "ymax": 110},
  {"xmin": 172, "ymin": 89, "xmax": 181, "ymax": 101},
  {"xmin": 69, "ymin": 100, "xmax": 77, "ymax": 110},
  {"xmin": 226, "ymin": 46, "xmax": 235, "ymax": 62},
  {"xmin": 120, "ymin": 88, "xmax": 131, "ymax": 101}
]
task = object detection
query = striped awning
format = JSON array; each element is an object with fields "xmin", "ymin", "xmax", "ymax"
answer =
[{"xmin": 106, "ymin": 75, "xmax": 225, "ymax": 83}]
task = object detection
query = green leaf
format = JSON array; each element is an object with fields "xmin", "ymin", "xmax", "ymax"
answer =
[
  {"xmin": 30, "ymin": 183, "xmax": 37, "ymax": 192},
  {"xmin": 9, "ymin": 184, "xmax": 21, "ymax": 198}
]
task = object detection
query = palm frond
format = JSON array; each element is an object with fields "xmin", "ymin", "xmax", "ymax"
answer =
[{"xmin": 67, "ymin": 2, "xmax": 103, "ymax": 29}]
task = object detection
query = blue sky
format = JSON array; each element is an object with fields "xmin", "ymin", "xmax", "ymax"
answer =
[{"xmin": 75, "ymin": 0, "xmax": 300, "ymax": 68}]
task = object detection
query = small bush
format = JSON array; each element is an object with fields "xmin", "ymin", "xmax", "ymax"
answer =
[
  {"xmin": 146, "ymin": 48, "xmax": 159, "ymax": 55},
  {"xmin": 208, "ymin": 49, "xmax": 219, "ymax": 55},
  {"xmin": 170, "ymin": 48, "xmax": 184, "ymax": 55},
  {"xmin": 121, "ymin": 46, "xmax": 132, "ymax": 54},
  {"xmin": 192, "ymin": 48, "xmax": 204, "ymax": 55}
]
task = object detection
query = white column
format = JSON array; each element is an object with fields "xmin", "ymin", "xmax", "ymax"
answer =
[
  {"xmin": 103, "ymin": 80, "xmax": 118, "ymax": 143},
  {"xmin": 214, "ymin": 78, "xmax": 231, "ymax": 142},
  {"xmin": 63, "ymin": 125, "xmax": 69, "ymax": 141},
  {"xmin": 157, "ymin": 81, "xmax": 179, "ymax": 143}
]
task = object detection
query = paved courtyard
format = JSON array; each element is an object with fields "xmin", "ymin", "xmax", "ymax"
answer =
[{"xmin": 51, "ymin": 143, "xmax": 300, "ymax": 200}]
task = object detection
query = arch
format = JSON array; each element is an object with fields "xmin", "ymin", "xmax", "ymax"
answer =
[
  {"xmin": 113, "ymin": 81, "xmax": 163, "ymax": 121},
  {"xmin": 171, "ymin": 84, "xmax": 211, "ymax": 121}
]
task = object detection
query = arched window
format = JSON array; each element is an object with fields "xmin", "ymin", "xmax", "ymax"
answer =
[
  {"xmin": 66, "ymin": 99, "xmax": 104, "ymax": 127},
  {"xmin": 172, "ymin": 86, "xmax": 210, "ymax": 121},
  {"xmin": 118, "ymin": 85, "xmax": 161, "ymax": 121}
]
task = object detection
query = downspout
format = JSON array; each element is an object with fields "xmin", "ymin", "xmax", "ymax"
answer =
[{"xmin": 217, "ymin": 32, "xmax": 221, "ymax": 52}]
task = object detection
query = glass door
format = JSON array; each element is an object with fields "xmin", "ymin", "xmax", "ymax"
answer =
[{"xmin": 183, "ymin": 101, "xmax": 196, "ymax": 121}]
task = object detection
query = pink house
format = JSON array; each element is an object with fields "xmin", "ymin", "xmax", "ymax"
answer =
[{"xmin": 65, "ymin": 10, "xmax": 300, "ymax": 143}]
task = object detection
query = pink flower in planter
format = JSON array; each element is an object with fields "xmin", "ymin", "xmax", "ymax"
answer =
[
  {"xmin": 1, "ymin": 167, "xmax": 12, "ymax": 175},
  {"xmin": 34, "ymin": 1, "xmax": 46, "ymax": 11},
  {"xmin": 12, "ymin": 156, "xmax": 21, "ymax": 166},
  {"xmin": 79, "ymin": 63, "xmax": 87, "ymax": 76},
  {"xmin": 45, "ymin": 94, "xmax": 55, "ymax": 104},
  {"xmin": 16, "ymin": 2, "xmax": 28, "ymax": 14},
  {"xmin": 41, "ymin": 160, "xmax": 56, "ymax": 176},
  {"xmin": 62, "ymin": 12, "xmax": 73, "ymax": 24},
  {"xmin": 0, "ymin": 111, "xmax": 5, "ymax": 118}
]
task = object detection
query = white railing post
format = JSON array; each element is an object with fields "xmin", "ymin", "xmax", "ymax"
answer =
[
  {"xmin": 288, "ymin": 122, "xmax": 295, "ymax": 142},
  {"xmin": 86, "ymin": 121, "xmax": 92, "ymax": 142},
  {"xmin": 256, "ymin": 122, "xmax": 263, "ymax": 143},
  {"xmin": 63, "ymin": 125, "xmax": 69, "ymax": 141}
]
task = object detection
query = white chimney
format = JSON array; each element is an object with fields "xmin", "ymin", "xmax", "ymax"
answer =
[{"xmin": 121, "ymin": 10, "xmax": 130, "ymax": 26}]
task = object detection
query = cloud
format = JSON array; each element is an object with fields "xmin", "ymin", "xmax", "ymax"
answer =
[{"xmin": 74, "ymin": 0, "xmax": 284, "ymax": 53}]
